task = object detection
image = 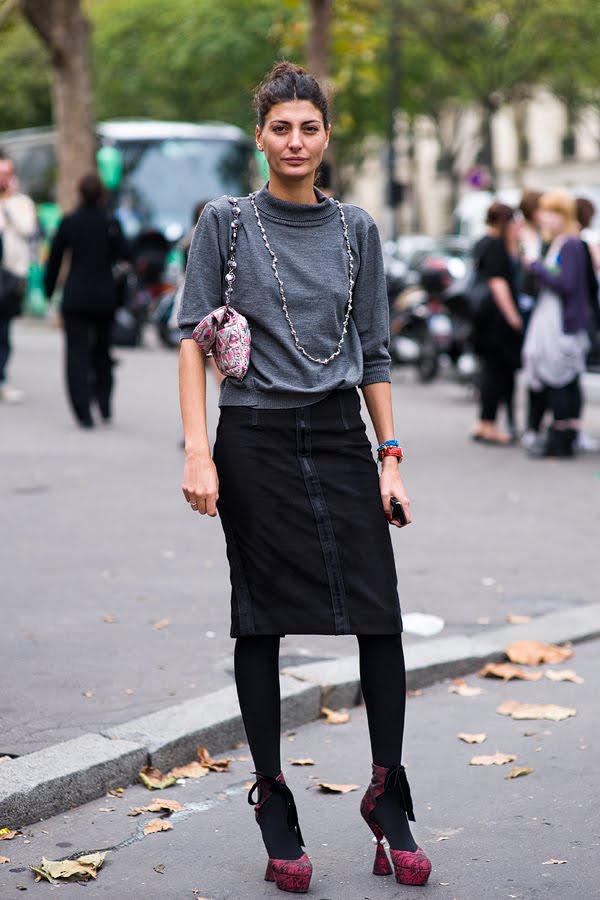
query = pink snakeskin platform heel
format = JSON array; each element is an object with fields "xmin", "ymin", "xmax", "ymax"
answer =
[
  {"xmin": 360, "ymin": 764, "xmax": 431, "ymax": 886},
  {"xmin": 248, "ymin": 773, "xmax": 312, "ymax": 894}
]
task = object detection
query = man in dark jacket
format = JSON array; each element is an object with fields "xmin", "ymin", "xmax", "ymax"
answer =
[{"xmin": 44, "ymin": 172, "xmax": 128, "ymax": 427}]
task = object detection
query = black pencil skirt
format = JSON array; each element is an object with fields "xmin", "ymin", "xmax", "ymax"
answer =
[{"xmin": 213, "ymin": 388, "xmax": 403, "ymax": 637}]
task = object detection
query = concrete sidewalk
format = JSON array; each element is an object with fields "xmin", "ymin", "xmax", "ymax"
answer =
[
  {"xmin": 1, "ymin": 637, "xmax": 598, "ymax": 899},
  {"xmin": 1, "ymin": 602, "xmax": 599, "ymax": 830},
  {"xmin": 2, "ymin": 321, "xmax": 600, "ymax": 832}
]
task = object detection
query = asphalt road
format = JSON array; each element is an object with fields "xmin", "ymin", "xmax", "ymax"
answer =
[
  {"xmin": 1, "ymin": 635, "xmax": 598, "ymax": 899},
  {"xmin": 1, "ymin": 321, "xmax": 600, "ymax": 755}
]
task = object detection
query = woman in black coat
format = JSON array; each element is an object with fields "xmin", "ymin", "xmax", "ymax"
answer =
[{"xmin": 44, "ymin": 172, "xmax": 127, "ymax": 427}]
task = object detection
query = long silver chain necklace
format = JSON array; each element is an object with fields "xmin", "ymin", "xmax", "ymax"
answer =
[{"xmin": 249, "ymin": 191, "xmax": 355, "ymax": 365}]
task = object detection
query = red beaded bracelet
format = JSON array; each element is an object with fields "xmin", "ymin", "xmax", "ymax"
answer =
[{"xmin": 378, "ymin": 445, "xmax": 403, "ymax": 463}]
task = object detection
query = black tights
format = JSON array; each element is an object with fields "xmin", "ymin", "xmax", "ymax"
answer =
[{"xmin": 234, "ymin": 633, "xmax": 414, "ymax": 855}]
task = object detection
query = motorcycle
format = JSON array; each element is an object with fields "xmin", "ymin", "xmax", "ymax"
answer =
[
  {"xmin": 151, "ymin": 279, "xmax": 183, "ymax": 349},
  {"xmin": 112, "ymin": 230, "xmax": 182, "ymax": 347},
  {"xmin": 389, "ymin": 252, "xmax": 480, "ymax": 385}
]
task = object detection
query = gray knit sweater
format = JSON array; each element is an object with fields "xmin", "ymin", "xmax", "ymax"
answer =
[{"xmin": 178, "ymin": 185, "xmax": 391, "ymax": 408}]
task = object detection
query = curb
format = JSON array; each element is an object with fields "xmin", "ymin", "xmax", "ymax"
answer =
[{"xmin": 2, "ymin": 603, "xmax": 599, "ymax": 829}]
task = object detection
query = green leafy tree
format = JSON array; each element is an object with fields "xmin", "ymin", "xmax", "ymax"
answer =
[
  {"xmin": 90, "ymin": 0, "xmax": 298, "ymax": 130},
  {"xmin": 0, "ymin": 15, "xmax": 50, "ymax": 132},
  {"xmin": 400, "ymin": 0, "xmax": 600, "ymax": 185}
]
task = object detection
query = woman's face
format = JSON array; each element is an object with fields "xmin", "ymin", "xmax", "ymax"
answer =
[
  {"xmin": 539, "ymin": 208, "xmax": 567, "ymax": 239},
  {"xmin": 256, "ymin": 100, "xmax": 330, "ymax": 184}
]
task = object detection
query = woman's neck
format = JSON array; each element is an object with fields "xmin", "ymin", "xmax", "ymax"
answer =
[{"xmin": 267, "ymin": 174, "xmax": 318, "ymax": 205}]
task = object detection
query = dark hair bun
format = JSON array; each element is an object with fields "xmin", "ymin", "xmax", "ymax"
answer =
[
  {"xmin": 268, "ymin": 61, "xmax": 307, "ymax": 80},
  {"xmin": 255, "ymin": 60, "xmax": 330, "ymax": 128}
]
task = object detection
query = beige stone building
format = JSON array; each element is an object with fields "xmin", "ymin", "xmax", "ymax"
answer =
[{"xmin": 347, "ymin": 91, "xmax": 600, "ymax": 238}]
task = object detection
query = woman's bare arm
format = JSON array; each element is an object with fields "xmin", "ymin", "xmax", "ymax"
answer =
[
  {"xmin": 488, "ymin": 277, "xmax": 522, "ymax": 330},
  {"xmin": 361, "ymin": 381, "xmax": 412, "ymax": 528},
  {"xmin": 179, "ymin": 339, "xmax": 219, "ymax": 516}
]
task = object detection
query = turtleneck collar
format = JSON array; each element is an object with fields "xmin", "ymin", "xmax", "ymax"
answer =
[{"xmin": 253, "ymin": 182, "xmax": 338, "ymax": 226}]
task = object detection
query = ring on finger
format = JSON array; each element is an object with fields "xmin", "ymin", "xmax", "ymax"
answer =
[{"xmin": 190, "ymin": 502, "xmax": 198, "ymax": 510}]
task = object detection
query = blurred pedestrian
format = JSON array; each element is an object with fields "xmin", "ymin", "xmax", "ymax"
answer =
[
  {"xmin": 0, "ymin": 154, "xmax": 37, "ymax": 403},
  {"xmin": 178, "ymin": 61, "xmax": 431, "ymax": 893},
  {"xmin": 523, "ymin": 189, "xmax": 591, "ymax": 458},
  {"xmin": 471, "ymin": 202, "xmax": 523, "ymax": 444},
  {"xmin": 576, "ymin": 197, "xmax": 600, "ymax": 272},
  {"xmin": 44, "ymin": 172, "xmax": 128, "ymax": 428},
  {"xmin": 517, "ymin": 190, "xmax": 549, "ymax": 448}
]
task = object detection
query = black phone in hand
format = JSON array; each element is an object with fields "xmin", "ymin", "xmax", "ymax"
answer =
[{"xmin": 390, "ymin": 496, "xmax": 408, "ymax": 526}]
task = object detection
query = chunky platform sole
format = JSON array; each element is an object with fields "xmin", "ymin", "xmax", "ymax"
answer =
[
  {"xmin": 264, "ymin": 853, "xmax": 312, "ymax": 893},
  {"xmin": 367, "ymin": 819, "xmax": 431, "ymax": 886}
]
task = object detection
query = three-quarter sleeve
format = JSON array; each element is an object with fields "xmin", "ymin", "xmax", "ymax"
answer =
[
  {"xmin": 529, "ymin": 239, "xmax": 582, "ymax": 298},
  {"xmin": 351, "ymin": 219, "xmax": 391, "ymax": 386},
  {"xmin": 177, "ymin": 204, "xmax": 227, "ymax": 339}
]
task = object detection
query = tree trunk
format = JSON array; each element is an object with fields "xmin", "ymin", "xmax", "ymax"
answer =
[
  {"xmin": 306, "ymin": 0, "xmax": 333, "ymax": 81},
  {"xmin": 513, "ymin": 99, "xmax": 528, "ymax": 190},
  {"xmin": 478, "ymin": 103, "xmax": 497, "ymax": 192},
  {"xmin": 21, "ymin": 0, "xmax": 95, "ymax": 211}
]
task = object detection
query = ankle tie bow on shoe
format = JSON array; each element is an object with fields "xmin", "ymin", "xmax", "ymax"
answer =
[
  {"xmin": 383, "ymin": 764, "xmax": 416, "ymax": 822},
  {"xmin": 248, "ymin": 773, "xmax": 306, "ymax": 848},
  {"xmin": 360, "ymin": 763, "xmax": 431, "ymax": 886}
]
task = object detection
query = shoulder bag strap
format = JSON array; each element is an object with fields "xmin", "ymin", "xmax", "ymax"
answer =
[{"xmin": 224, "ymin": 197, "xmax": 241, "ymax": 307}]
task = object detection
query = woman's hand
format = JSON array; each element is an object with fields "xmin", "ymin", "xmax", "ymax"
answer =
[
  {"xmin": 506, "ymin": 310, "xmax": 523, "ymax": 332},
  {"xmin": 182, "ymin": 451, "xmax": 219, "ymax": 516},
  {"xmin": 379, "ymin": 460, "xmax": 412, "ymax": 529}
]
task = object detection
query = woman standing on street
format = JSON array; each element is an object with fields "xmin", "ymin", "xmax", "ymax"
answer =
[
  {"xmin": 523, "ymin": 189, "xmax": 591, "ymax": 458},
  {"xmin": 44, "ymin": 172, "xmax": 127, "ymax": 428},
  {"xmin": 178, "ymin": 63, "xmax": 431, "ymax": 893},
  {"xmin": 471, "ymin": 202, "xmax": 523, "ymax": 444}
]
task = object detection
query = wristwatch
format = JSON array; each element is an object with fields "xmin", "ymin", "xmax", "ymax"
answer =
[{"xmin": 378, "ymin": 445, "xmax": 403, "ymax": 463}]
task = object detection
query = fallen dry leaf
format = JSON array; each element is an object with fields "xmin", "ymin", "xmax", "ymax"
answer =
[
  {"xmin": 129, "ymin": 798, "xmax": 184, "ymax": 816},
  {"xmin": 457, "ymin": 732, "xmax": 487, "ymax": 744},
  {"xmin": 153, "ymin": 618, "xmax": 170, "ymax": 630},
  {"xmin": 154, "ymin": 863, "xmax": 166, "ymax": 874},
  {"xmin": 478, "ymin": 662, "xmax": 543, "ymax": 682},
  {"xmin": 407, "ymin": 689, "xmax": 423, "ymax": 698},
  {"xmin": 504, "ymin": 640, "xmax": 573, "ymax": 666},
  {"xmin": 139, "ymin": 766, "xmax": 178, "ymax": 790},
  {"xmin": 497, "ymin": 700, "xmax": 576, "ymax": 722},
  {"xmin": 448, "ymin": 678, "xmax": 484, "ymax": 697},
  {"xmin": 0, "ymin": 829, "xmax": 19, "ymax": 840},
  {"xmin": 0, "ymin": 857, "xmax": 9, "ymax": 864},
  {"xmin": 470, "ymin": 752, "xmax": 516, "ymax": 766},
  {"xmin": 169, "ymin": 762, "xmax": 210, "ymax": 780},
  {"xmin": 143, "ymin": 818, "xmax": 173, "ymax": 836},
  {"xmin": 102, "ymin": 614, "xmax": 119, "ymax": 623},
  {"xmin": 543, "ymin": 859, "xmax": 567, "ymax": 865},
  {"xmin": 30, "ymin": 852, "xmax": 106, "ymax": 884},
  {"xmin": 505, "ymin": 614, "xmax": 531, "ymax": 625},
  {"xmin": 98, "ymin": 807, "xmax": 115, "ymax": 813},
  {"xmin": 318, "ymin": 782, "xmax": 360, "ymax": 794},
  {"xmin": 545, "ymin": 669, "xmax": 584, "ymax": 684},
  {"xmin": 320, "ymin": 707, "xmax": 350, "ymax": 724},
  {"xmin": 504, "ymin": 766, "xmax": 534, "ymax": 780},
  {"xmin": 108, "ymin": 788, "xmax": 124, "ymax": 798},
  {"xmin": 196, "ymin": 747, "xmax": 232, "ymax": 772},
  {"xmin": 288, "ymin": 758, "xmax": 315, "ymax": 766}
]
